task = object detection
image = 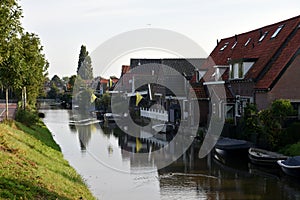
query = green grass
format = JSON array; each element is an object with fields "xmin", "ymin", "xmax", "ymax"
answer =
[{"xmin": 0, "ymin": 121, "xmax": 95, "ymax": 200}]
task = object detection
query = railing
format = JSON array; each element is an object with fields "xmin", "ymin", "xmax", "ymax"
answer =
[
  {"xmin": 140, "ymin": 107, "xmax": 168, "ymax": 121},
  {"xmin": 0, "ymin": 99, "xmax": 18, "ymax": 103}
]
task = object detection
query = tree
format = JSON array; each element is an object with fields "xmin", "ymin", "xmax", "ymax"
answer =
[
  {"xmin": 77, "ymin": 45, "xmax": 93, "ymax": 80},
  {"xmin": 20, "ymin": 32, "xmax": 48, "ymax": 108},
  {"xmin": 67, "ymin": 75, "xmax": 76, "ymax": 91},
  {"xmin": 0, "ymin": 1, "xmax": 48, "ymax": 116},
  {"xmin": 47, "ymin": 83, "xmax": 60, "ymax": 100},
  {"xmin": 50, "ymin": 75, "xmax": 63, "ymax": 88},
  {"xmin": 258, "ymin": 99, "xmax": 295, "ymax": 150},
  {"xmin": 0, "ymin": 0, "xmax": 23, "ymax": 118}
]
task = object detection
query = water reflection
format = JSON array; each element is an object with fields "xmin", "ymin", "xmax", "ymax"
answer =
[{"xmin": 42, "ymin": 109, "xmax": 300, "ymax": 200}]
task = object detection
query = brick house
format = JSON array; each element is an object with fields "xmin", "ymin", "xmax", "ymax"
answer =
[
  {"xmin": 205, "ymin": 15, "xmax": 300, "ymax": 120},
  {"xmin": 119, "ymin": 58, "xmax": 206, "ymax": 125}
]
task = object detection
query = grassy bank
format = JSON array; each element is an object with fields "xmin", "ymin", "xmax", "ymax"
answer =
[{"xmin": 0, "ymin": 120, "xmax": 95, "ymax": 199}]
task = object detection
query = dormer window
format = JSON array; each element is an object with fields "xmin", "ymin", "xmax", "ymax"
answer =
[
  {"xmin": 258, "ymin": 31, "xmax": 268, "ymax": 42},
  {"xmin": 271, "ymin": 24, "xmax": 284, "ymax": 38},
  {"xmin": 220, "ymin": 42, "xmax": 229, "ymax": 51},
  {"xmin": 244, "ymin": 38, "xmax": 251, "ymax": 46},
  {"xmin": 213, "ymin": 65, "xmax": 228, "ymax": 81},
  {"xmin": 195, "ymin": 70, "xmax": 206, "ymax": 83},
  {"xmin": 230, "ymin": 61, "xmax": 255, "ymax": 79}
]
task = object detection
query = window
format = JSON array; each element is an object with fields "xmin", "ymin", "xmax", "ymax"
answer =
[
  {"xmin": 213, "ymin": 66, "xmax": 228, "ymax": 81},
  {"xmin": 230, "ymin": 62, "xmax": 255, "ymax": 79},
  {"xmin": 225, "ymin": 104, "xmax": 235, "ymax": 119},
  {"xmin": 271, "ymin": 25, "xmax": 284, "ymax": 38},
  {"xmin": 258, "ymin": 31, "xmax": 268, "ymax": 42},
  {"xmin": 231, "ymin": 41, "xmax": 238, "ymax": 49},
  {"xmin": 238, "ymin": 63, "xmax": 243, "ymax": 78},
  {"xmin": 220, "ymin": 42, "xmax": 229, "ymax": 51},
  {"xmin": 230, "ymin": 63, "xmax": 240, "ymax": 79},
  {"xmin": 244, "ymin": 38, "xmax": 251, "ymax": 46},
  {"xmin": 196, "ymin": 70, "xmax": 206, "ymax": 82}
]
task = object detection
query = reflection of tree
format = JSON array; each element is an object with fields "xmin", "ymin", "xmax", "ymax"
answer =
[{"xmin": 77, "ymin": 125, "xmax": 92, "ymax": 151}]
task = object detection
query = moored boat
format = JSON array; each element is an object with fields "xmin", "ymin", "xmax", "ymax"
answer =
[
  {"xmin": 214, "ymin": 137, "xmax": 253, "ymax": 158},
  {"xmin": 249, "ymin": 148, "xmax": 288, "ymax": 166},
  {"xmin": 277, "ymin": 156, "xmax": 300, "ymax": 177},
  {"xmin": 103, "ymin": 113, "xmax": 121, "ymax": 126}
]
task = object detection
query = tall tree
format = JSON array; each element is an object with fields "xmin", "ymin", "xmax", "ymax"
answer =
[
  {"xmin": 77, "ymin": 45, "xmax": 93, "ymax": 80},
  {"xmin": 0, "ymin": 0, "xmax": 23, "ymax": 118},
  {"xmin": 0, "ymin": 1, "xmax": 48, "ymax": 115},
  {"xmin": 20, "ymin": 32, "xmax": 48, "ymax": 108}
]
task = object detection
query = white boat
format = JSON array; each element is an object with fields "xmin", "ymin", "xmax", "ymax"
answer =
[
  {"xmin": 104, "ymin": 113, "xmax": 121, "ymax": 123},
  {"xmin": 277, "ymin": 156, "xmax": 300, "ymax": 177},
  {"xmin": 249, "ymin": 148, "xmax": 288, "ymax": 165}
]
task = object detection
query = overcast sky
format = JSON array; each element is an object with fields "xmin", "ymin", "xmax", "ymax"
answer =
[{"xmin": 19, "ymin": 0, "xmax": 300, "ymax": 78}]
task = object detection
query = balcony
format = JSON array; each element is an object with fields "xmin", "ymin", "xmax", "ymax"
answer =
[{"xmin": 140, "ymin": 107, "xmax": 168, "ymax": 121}]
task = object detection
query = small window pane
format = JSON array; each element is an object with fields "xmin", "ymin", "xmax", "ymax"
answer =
[
  {"xmin": 220, "ymin": 42, "xmax": 229, "ymax": 51},
  {"xmin": 231, "ymin": 41, "xmax": 237, "ymax": 49},
  {"xmin": 245, "ymin": 38, "xmax": 251, "ymax": 46},
  {"xmin": 259, "ymin": 31, "xmax": 268, "ymax": 42},
  {"xmin": 271, "ymin": 25, "xmax": 284, "ymax": 38}
]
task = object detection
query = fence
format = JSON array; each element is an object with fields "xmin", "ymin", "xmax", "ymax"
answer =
[{"xmin": 140, "ymin": 107, "xmax": 168, "ymax": 121}]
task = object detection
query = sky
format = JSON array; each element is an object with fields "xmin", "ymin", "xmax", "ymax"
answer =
[{"xmin": 19, "ymin": 0, "xmax": 300, "ymax": 79}]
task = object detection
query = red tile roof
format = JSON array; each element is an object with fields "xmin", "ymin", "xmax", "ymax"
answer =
[
  {"xmin": 100, "ymin": 77, "xmax": 108, "ymax": 84},
  {"xmin": 209, "ymin": 15, "xmax": 300, "ymax": 90},
  {"xmin": 121, "ymin": 65, "xmax": 130, "ymax": 76}
]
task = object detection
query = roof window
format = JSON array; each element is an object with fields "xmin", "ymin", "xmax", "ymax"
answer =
[
  {"xmin": 244, "ymin": 38, "xmax": 251, "ymax": 46},
  {"xmin": 220, "ymin": 42, "xmax": 229, "ymax": 51},
  {"xmin": 258, "ymin": 31, "xmax": 268, "ymax": 42},
  {"xmin": 231, "ymin": 41, "xmax": 238, "ymax": 49},
  {"xmin": 271, "ymin": 25, "xmax": 284, "ymax": 39}
]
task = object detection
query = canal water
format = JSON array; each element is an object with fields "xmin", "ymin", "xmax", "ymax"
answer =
[{"xmin": 42, "ymin": 109, "xmax": 300, "ymax": 200}]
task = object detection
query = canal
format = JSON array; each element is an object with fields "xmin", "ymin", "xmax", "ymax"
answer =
[{"xmin": 42, "ymin": 109, "xmax": 300, "ymax": 200}]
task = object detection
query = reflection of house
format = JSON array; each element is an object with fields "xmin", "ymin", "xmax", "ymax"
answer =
[{"xmin": 205, "ymin": 15, "xmax": 300, "ymax": 120}]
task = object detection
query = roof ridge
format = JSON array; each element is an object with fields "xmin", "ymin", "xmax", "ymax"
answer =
[{"xmin": 219, "ymin": 15, "xmax": 300, "ymax": 42}]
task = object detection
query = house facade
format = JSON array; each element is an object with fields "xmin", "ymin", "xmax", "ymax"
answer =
[
  {"xmin": 206, "ymin": 15, "xmax": 300, "ymax": 119},
  {"xmin": 119, "ymin": 58, "xmax": 206, "ymax": 126}
]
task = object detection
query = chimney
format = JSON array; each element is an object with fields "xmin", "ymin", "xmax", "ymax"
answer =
[
  {"xmin": 235, "ymin": 34, "xmax": 238, "ymax": 41},
  {"xmin": 259, "ymin": 29, "xmax": 263, "ymax": 37},
  {"xmin": 217, "ymin": 39, "xmax": 219, "ymax": 46}
]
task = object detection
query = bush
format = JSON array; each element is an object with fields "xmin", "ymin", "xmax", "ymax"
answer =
[
  {"xmin": 15, "ymin": 109, "xmax": 39, "ymax": 126},
  {"xmin": 279, "ymin": 122, "xmax": 300, "ymax": 147},
  {"xmin": 281, "ymin": 142, "xmax": 300, "ymax": 156}
]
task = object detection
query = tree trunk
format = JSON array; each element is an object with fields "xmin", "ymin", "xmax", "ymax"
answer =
[
  {"xmin": 21, "ymin": 87, "xmax": 24, "ymax": 109},
  {"xmin": 5, "ymin": 88, "xmax": 8, "ymax": 120},
  {"xmin": 21, "ymin": 86, "xmax": 27, "ymax": 110},
  {"xmin": 24, "ymin": 86, "xmax": 27, "ymax": 110}
]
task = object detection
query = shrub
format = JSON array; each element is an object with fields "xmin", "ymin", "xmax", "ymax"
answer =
[
  {"xmin": 15, "ymin": 109, "xmax": 39, "ymax": 126},
  {"xmin": 279, "ymin": 122, "xmax": 300, "ymax": 147},
  {"xmin": 281, "ymin": 142, "xmax": 300, "ymax": 156}
]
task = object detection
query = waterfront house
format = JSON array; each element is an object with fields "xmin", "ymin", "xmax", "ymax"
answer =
[
  {"xmin": 121, "ymin": 58, "xmax": 206, "ymax": 125},
  {"xmin": 205, "ymin": 15, "xmax": 300, "ymax": 121}
]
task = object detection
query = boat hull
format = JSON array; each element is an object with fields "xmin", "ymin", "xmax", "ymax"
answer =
[
  {"xmin": 278, "ymin": 158, "xmax": 300, "ymax": 178},
  {"xmin": 249, "ymin": 148, "xmax": 288, "ymax": 166},
  {"xmin": 214, "ymin": 137, "xmax": 252, "ymax": 159}
]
